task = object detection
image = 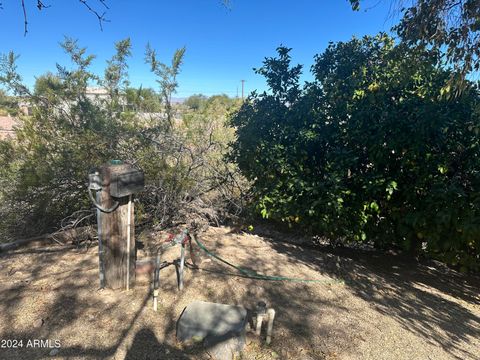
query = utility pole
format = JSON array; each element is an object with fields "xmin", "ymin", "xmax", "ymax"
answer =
[{"xmin": 241, "ymin": 80, "xmax": 245, "ymax": 100}]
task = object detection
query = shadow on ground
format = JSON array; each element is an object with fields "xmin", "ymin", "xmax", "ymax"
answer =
[
  {"xmin": 246, "ymin": 225, "xmax": 480, "ymax": 360},
  {"xmin": 0, "ymin": 226, "xmax": 479, "ymax": 360}
]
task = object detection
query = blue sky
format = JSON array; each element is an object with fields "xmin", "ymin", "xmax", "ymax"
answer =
[{"xmin": 0, "ymin": 0, "xmax": 399, "ymax": 98}]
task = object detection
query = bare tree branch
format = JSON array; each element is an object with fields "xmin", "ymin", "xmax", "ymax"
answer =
[
  {"xmin": 78, "ymin": 0, "xmax": 109, "ymax": 31},
  {"xmin": 36, "ymin": 1, "xmax": 50, "ymax": 10},
  {"xmin": 98, "ymin": 0, "xmax": 109, "ymax": 10},
  {"xmin": 13, "ymin": 0, "xmax": 109, "ymax": 35},
  {"xmin": 21, "ymin": 0, "xmax": 27, "ymax": 36}
]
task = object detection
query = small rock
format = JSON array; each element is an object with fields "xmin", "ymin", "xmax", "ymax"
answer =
[{"xmin": 49, "ymin": 348, "xmax": 59, "ymax": 356}]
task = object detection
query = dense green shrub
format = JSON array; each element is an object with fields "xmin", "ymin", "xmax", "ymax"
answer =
[
  {"xmin": 0, "ymin": 38, "xmax": 243, "ymax": 240},
  {"xmin": 231, "ymin": 34, "xmax": 480, "ymax": 271}
]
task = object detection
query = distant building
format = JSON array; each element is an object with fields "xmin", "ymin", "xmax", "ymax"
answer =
[
  {"xmin": 85, "ymin": 87, "xmax": 129, "ymax": 111},
  {"xmin": 0, "ymin": 114, "xmax": 18, "ymax": 139},
  {"xmin": 85, "ymin": 87, "xmax": 110, "ymax": 102},
  {"xmin": 18, "ymin": 100, "xmax": 33, "ymax": 116},
  {"xmin": 0, "ymin": 88, "xmax": 185, "ymax": 139}
]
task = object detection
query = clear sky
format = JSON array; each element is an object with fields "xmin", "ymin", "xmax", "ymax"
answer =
[{"xmin": 0, "ymin": 0, "xmax": 399, "ymax": 98}]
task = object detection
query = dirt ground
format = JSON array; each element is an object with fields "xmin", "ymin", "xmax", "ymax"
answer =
[{"xmin": 0, "ymin": 225, "xmax": 479, "ymax": 360}]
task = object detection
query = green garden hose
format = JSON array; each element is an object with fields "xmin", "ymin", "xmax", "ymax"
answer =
[{"xmin": 193, "ymin": 235, "xmax": 345, "ymax": 285}]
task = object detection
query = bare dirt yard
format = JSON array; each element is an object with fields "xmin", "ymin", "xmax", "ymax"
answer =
[{"xmin": 0, "ymin": 225, "xmax": 479, "ymax": 360}]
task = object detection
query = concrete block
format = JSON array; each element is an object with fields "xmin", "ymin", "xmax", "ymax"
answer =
[{"xmin": 177, "ymin": 300, "xmax": 247, "ymax": 359}]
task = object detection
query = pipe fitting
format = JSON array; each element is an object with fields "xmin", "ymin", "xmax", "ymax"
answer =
[{"xmin": 266, "ymin": 308, "xmax": 275, "ymax": 345}]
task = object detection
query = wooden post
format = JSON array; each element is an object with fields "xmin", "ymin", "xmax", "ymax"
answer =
[
  {"xmin": 96, "ymin": 191, "xmax": 106, "ymax": 289},
  {"xmin": 98, "ymin": 165, "xmax": 136, "ymax": 290}
]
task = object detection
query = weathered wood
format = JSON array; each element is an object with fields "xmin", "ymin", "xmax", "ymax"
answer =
[
  {"xmin": 96, "ymin": 191, "xmax": 106, "ymax": 289},
  {"xmin": 98, "ymin": 165, "xmax": 136, "ymax": 290}
]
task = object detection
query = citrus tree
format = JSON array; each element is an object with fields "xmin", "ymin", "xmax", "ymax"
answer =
[{"xmin": 231, "ymin": 34, "xmax": 480, "ymax": 271}]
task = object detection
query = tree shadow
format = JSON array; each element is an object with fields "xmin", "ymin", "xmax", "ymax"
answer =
[
  {"xmin": 184, "ymin": 227, "xmax": 350, "ymax": 359},
  {"xmin": 125, "ymin": 327, "xmax": 189, "ymax": 360},
  {"xmin": 0, "ymin": 243, "xmax": 151, "ymax": 359},
  {"xmin": 247, "ymin": 226, "xmax": 480, "ymax": 360},
  {"xmin": 2, "ymin": 226, "xmax": 478, "ymax": 360}
]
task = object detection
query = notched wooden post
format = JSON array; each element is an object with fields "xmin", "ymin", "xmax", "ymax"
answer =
[{"xmin": 96, "ymin": 163, "xmax": 144, "ymax": 290}]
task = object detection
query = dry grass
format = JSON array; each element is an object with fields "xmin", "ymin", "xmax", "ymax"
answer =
[{"xmin": 0, "ymin": 225, "xmax": 479, "ymax": 359}]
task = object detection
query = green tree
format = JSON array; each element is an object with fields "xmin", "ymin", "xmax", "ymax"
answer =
[
  {"xmin": 350, "ymin": 0, "xmax": 480, "ymax": 82},
  {"xmin": 0, "ymin": 89, "xmax": 18, "ymax": 116},
  {"xmin": 183, "ymin": 94, "xmax": 240, "ymax": 150},
  {"xmin": 125, "ymin": 86, "xmax": 161, "ymax": 112},
  {"xmin": 231, "ymin": 35, "xmax": 480, "ymax": 271},
  {"xmin": 33, "ymin": 73, "xmax": 63, "ymax": 97},
  {"xmin": 184, "ymin": 94, "xmax": 208, "ymax": 111}
]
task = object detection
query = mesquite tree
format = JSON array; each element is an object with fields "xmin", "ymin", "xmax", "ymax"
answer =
[{"xmin": 0, "ymin": 37, "xmax": 244, "ymax": 240}]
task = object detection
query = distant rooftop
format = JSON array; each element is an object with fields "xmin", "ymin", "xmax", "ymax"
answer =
[{"xmin": 86, "ymin": 87, "xmax": 109, "ymax": 95}]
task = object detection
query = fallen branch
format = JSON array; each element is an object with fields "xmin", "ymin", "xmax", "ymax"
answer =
[
  {"xmin": 0, "ymin": 225, "xmax": 95, "ymax": 253},
  {"xmin": 0, "ymin": 234, "xmax": 47, "ymax": 253}
]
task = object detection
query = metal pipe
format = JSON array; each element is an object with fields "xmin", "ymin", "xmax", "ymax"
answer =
[
  {"xmin": 153, "ymin": 290, "xmax": 159, "ymax": 312},
  {"xmin": 255, "ymin": 314, "xmax": 264, "ymax": 336},
  {"xmin": 178, "ymin": 243, "xmax": 185, "ymax": 290},
  {"xmin": 153, "ymin": 247, "xmax": 162, "ymax": 311},
  {"xmin": 266, "ymin": 308, "xmax": 276, "ymax": 345}
]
